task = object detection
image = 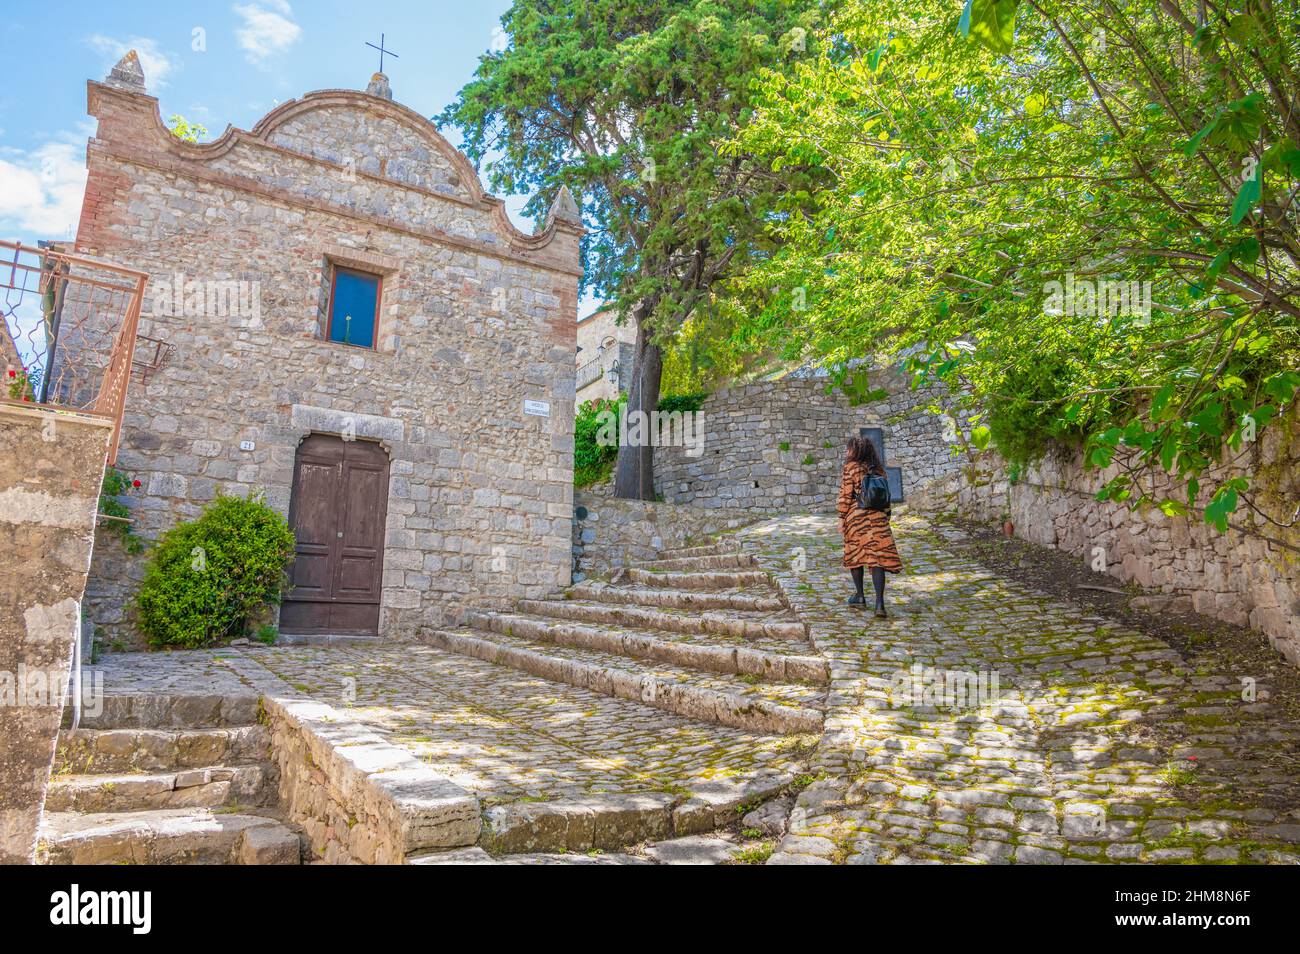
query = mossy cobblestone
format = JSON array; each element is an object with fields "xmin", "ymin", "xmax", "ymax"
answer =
[{"xmin": 740, "ymin": 511, "xmax": 1300, "ymax": 865}]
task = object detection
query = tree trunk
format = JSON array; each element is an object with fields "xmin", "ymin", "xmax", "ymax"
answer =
[{"xmin": 613, "ymin": 317, "xmax": 663, "ymax": 500}]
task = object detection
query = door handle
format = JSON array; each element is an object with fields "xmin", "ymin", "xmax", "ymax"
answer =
[{"xmin": 337, "ymin": 531, "xmax": 344, "ymax": 538}]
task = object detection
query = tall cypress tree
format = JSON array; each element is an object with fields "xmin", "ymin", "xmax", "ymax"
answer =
[{"xmin": 440, "ymin": 0, "xmax": 830, "ymax": 498}]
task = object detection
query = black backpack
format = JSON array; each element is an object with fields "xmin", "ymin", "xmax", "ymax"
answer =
[{"xmin": 856, "ymin": 471, "xmax": 891, "ymax": 512}]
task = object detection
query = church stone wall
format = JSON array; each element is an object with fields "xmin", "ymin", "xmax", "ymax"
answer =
[{"xmin": 78, "ymin": 79, "xmax": 581, "ymax": 646}]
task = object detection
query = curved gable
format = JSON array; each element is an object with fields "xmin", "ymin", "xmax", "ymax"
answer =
[
  {"xmin": 83, "ymin": 77, "xmax": 581, "ymax": 267},
  {"xmin": 253, "ymin": 92, "xmax": 480, "ymax": 205}
]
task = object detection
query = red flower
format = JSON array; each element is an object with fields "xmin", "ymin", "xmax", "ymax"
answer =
[
  {"xmin": 132, "ymin": 480, "xmax": 141, "ymax": 488},
  {"xmin": 1188, "ymin": 756, "xmax": 1198, "ymax": 761},
  {"xmin": 6, "ymin": 370, "xmax": 13, "ymax": 378}
]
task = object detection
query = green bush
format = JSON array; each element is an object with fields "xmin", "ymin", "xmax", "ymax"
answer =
[
  {"xmin": 574, "ymin": 393, "xmax": 626, "ymax": 487},
  {"xmin": 133, "ymin": 494, "xmax": 296, "ymax": 649},
  {"xmin": 655, "ymin": 391, "xmax": 707, "ymax": 415}
]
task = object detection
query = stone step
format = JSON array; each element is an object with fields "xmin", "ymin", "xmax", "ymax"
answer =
[
  {"xmin": 631, "ymin": 553, "xmax": 756, "ymax": 572},
  {"xmin": 517, "ymin": 597, "xmax": 807, "ymax": 642},
  {"xmin": 44, "ymin": 765, "xmax": 275, "ymax": 813},
  {"xmin": 54, "ymin": 726, "xmax": 270, "ymax": 775},
  {"xmin": 482, "ymin": 609, "xmax": 825, "ymax": 684},
  {"xmin": 625, "ymin": 567, "xmax": 772, "ymax": 591},
  {"xmin": 276, "ymin": 632, "xmax": 384, "ymax": 647},
  {"xmin": 411, "ymin": 847, "xmax": 652, "ymax": 865},
  {"xmin": 422, "ymin": 628, "xmax": 824, "ymax": 736},
  {"xmin": 656, "ymin": 542, "xmax": 735, "ymax": 559},
  {"xmin": 66, "ymin": 692, "xmax": 262, "ymax": 730},
  {"xmin": 410, "ymin": 772, "xmax": 791, "ymax": 858},
  {"xmin": 571, "ymin": 581, "xmax": 786, "ymax": 612},
  {"xmin": 37, "ymin": 809, "xmax": 302, "ymax": 865}
]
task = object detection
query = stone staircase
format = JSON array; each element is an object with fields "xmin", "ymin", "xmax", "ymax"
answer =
[
  {"xmin": 38, "ymin": 694, "xmax": 304, "ymax": 865},
  {"xmin": 423, "ymin": 542, "xmax": 826, "ymax": 737}
]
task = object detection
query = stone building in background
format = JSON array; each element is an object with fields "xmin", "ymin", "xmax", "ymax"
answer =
[
  {"xmin": 575, "ymin": 305, "xmax": 634, "ymax": 403},
  {"xmin": 78, "ymin": 54, "xmax": 582, "ymax": 644}
]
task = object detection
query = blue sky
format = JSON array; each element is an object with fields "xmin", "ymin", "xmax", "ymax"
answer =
[{"xmin": 0, "ymin": 0, "xmax": 556, "ymax": 252}]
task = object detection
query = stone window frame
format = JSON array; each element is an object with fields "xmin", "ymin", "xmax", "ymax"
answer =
[{"xmin": 315, "ymin": 244, "xmax": 402, "ymax": 352}]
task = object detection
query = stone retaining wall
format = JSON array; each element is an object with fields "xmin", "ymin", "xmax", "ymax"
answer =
[
  {"xmin": 0, "ymin": 406, "xmax": 112, "ymax": 863},
  {"xmin": 261, "ymin": 695, "xmax": 480, "ymax": 864},
  {"xmin": 913, "ymin": 405, "xmax": 1300, "ymax": 666},
  {"xmin": 571, "ymin": 491, "xmax": 759, "ymax": 580},
  {"xmin": 653, "ymin": 369, "xmax": 963, "ymax": 511}
]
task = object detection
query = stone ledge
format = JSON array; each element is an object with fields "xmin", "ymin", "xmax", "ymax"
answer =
[
  {"xmin": 261, "ymin": 696, "xmax": 480, "ymax": 862},
  {"xmin": 480, "ymin": 793, "xmax": 675, "ymax": 854},
  {"xmin": 475, "ymin": 770, "xmax": 794, "ymax": 854},
  {"xmin": 66, "ymin": 692, "xmax": 261, "ymax": 729}
]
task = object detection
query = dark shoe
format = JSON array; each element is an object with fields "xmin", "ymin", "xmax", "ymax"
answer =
[
  {"xmin": 848, "ymin": 593, "xmax": 866, "ymax": 606},
  {"xmin": 874, "ymin": 607, "xmax": 888, "ymax": 619}
]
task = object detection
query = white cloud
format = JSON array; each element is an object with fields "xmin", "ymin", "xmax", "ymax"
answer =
[
  {"xmin": 233, "ymin": 2, "xmax": 302, "ymax": 66},
  {"xmin": 87, "ymin": 35, "xmax": 176, "ymax": 89},
  {"xmin": 0, "ymin": 130, "xmax": 92, "ymax": 238}
]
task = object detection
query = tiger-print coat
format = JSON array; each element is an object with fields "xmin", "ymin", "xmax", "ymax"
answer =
[{"xmin": 837, "ymin": 460, "xmax": 903, "ymax": 572}]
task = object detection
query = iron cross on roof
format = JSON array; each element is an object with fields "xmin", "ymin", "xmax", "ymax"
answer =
[{"xmin": 365, "ymin": 33, "xmax": 399, "ymax": 73}]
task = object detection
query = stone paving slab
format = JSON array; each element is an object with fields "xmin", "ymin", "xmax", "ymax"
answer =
[
  {"xmin": 92, "ymin": 644, "xmax": 812, "ymax": 811},
  {"xmin": 739, "ymin": 511, "xmax": 1300, "ymax": 865}
]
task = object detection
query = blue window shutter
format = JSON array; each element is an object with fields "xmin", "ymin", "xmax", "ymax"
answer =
[{"xmin": 328, "ymin": 268, "xmax": 380, "ymax": 347}]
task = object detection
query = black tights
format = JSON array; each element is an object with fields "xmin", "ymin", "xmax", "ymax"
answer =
[{"xmin": 851, "ymin": 566, "xmax": 887, "ymax": 609}]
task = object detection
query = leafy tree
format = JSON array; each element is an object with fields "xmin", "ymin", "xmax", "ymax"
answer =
[
  {"xmin": 729, "ymin": 0, "xmax": 1299, "ymax": 533},
  {"xmin": 440, "ymin": 0, "xmax": 830, "ymax": 498}
]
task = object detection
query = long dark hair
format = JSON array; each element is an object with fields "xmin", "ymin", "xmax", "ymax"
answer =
[{"xmin": 845, "ymin": 435, "xmax": 884, "ymax": 474}]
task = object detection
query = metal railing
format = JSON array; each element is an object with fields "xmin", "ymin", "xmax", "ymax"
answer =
[
  {"xmin": 577, "ymin": 343, "xmax": 628, "ymax": 393},
  {"xmin": 0, "ymin": 240, "xmax": 148, "ymax": 463}
]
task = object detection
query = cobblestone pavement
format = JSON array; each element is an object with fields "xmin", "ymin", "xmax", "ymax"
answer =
[
  {"xmin": 94, "ymin": 644, "xmax": 812, "ymax": 808},
  {"xmin": 739, "ymin": 511, "xmax": 1300, "ymax": 864}
]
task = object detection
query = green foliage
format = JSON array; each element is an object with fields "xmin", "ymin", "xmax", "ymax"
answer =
[
  {"xmin": 6, "ymin": 366, "xmax": 38, "ymax": 401},
  {"xmin": 574, "ymin": 394, "xmax": 626, "ymax": 487},
  {"xmin": 959, "ymin": 0, "xmax": 1019, "ymax": 55},
  {"xmin": 573, "ymin": 392, "xmax": 707, "ymax": 486},
  {"xmin": 166, "ymin": 114, "xmax": 207, "ymax": 143},
  {"xmin": 656, "ymin": 392, "xmax": 707, "ymax": 415},
  {"xmin": 440, "ymin": 0, "xmax": 833, "ymax": 412},
  {"xmin": 133, "ymin": 494, "xmax": 295, "ymax": 649},
  {"xmin": 726, "ymin": 0, "xmax": 1300, "ymax": 533},
  {"xmin": 98, "ymin": 466, "xmax": 144, "ymax": 555},
  {"xmin": 252, "ymin": 624, "xmax": 279, "ymax": 646}
]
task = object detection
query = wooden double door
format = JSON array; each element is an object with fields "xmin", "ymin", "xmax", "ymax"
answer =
[{"xmin": 281, "ymin": 434, "xmax": 390, "ymax": 636}]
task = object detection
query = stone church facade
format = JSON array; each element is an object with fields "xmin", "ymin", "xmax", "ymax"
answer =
[{"xmin": 79, "ymin": 54, "xmax": 581, "ymax": 644}]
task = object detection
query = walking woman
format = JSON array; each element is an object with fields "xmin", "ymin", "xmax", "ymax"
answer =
[{"xmin": 838, "ymin": 435, "xmax": 903, "ymax": 616}]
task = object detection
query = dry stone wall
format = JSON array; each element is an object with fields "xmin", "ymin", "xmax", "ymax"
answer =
[
  {"xmin": 913, "ymin": 405, "xmax": 1300, "ymax": 666},
  {"xmin": 571, "ymin": 491, "xmax": 760, "ymax": 579},
  {"xmin": 654, "ymin": 370, "xmax": 963, "ymax": 512}
]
